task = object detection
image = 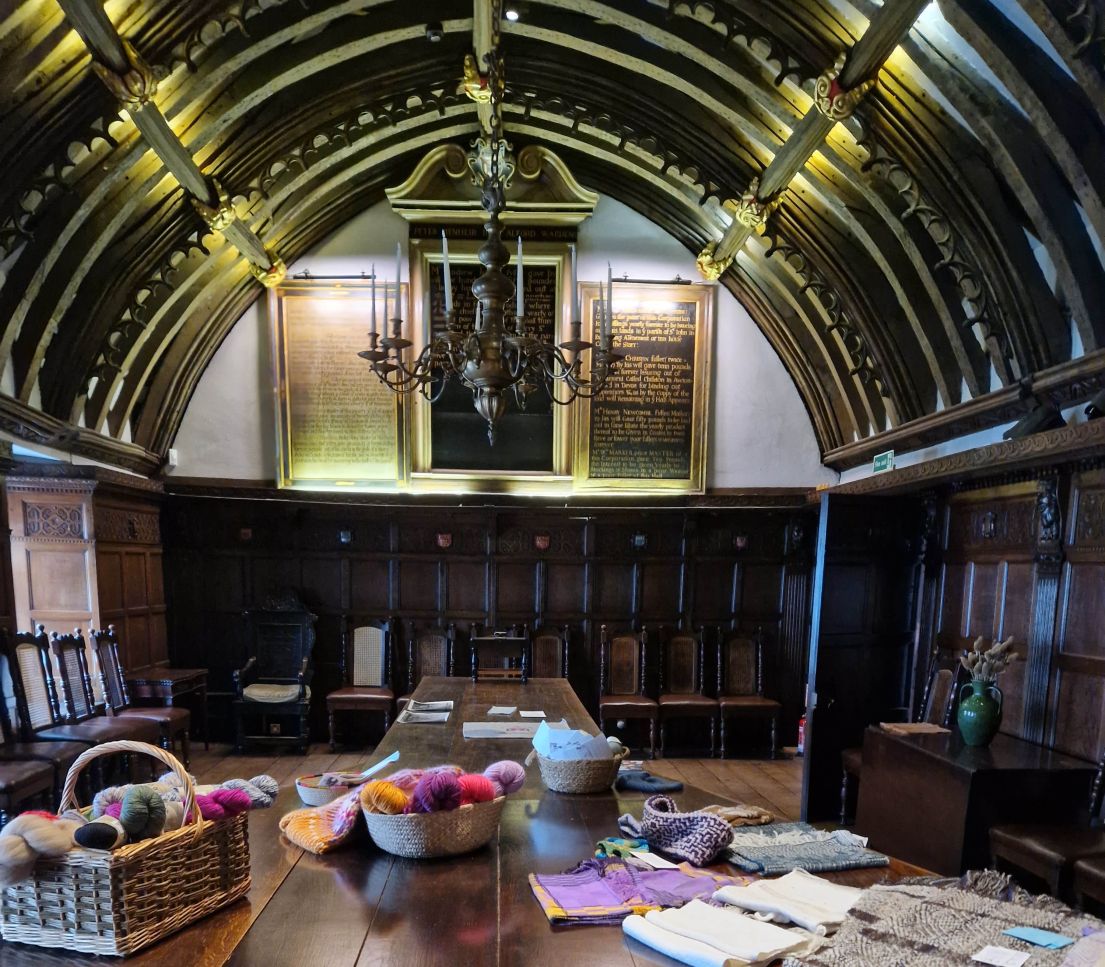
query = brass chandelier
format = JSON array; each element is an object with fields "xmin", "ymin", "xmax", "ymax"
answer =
[{"xmin": 357, "ymin": 27, "xmax": 620, "ymax": 445}]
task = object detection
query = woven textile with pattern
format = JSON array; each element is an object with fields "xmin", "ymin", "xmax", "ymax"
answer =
[{"xmin": 783, "ymin": 871, "xmax": 1104, "ymax": 966}]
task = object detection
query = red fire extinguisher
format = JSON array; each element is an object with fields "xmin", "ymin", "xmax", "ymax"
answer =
[{"xmin": 797, "ymin": 714, "xmax": 806, "ymax": 757}]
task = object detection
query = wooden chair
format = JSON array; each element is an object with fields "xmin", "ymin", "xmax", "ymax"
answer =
[
  {"xmin": 658, "ymin": 626, "xmax": 717, "ymax": 757},
  {"xmin": 990, "ymin": 750, "xmax": 1105, "ymax": 901},
  {"xmin": 233, "ymin": 592, "xmax": 317, "ymax": 754},
  {"xmin": 0, "ymin": 756, "xmax": 53, "ymax": 829},
  {"xmin": 90, "ymin": 627, "xmax": 191, "ymax": 767},
  {"xmin": 469, "ymin": 623, "xmax": 529, "ymax": 682},
  {"xmin": 397, "ymin": 624, "xmax": 455, "ymax": 711},
  {"xmin": 326, "ymin": 617, "xmax": 395, "ymax": 751},
  {"xmin": 716, "ymin": 630, "xmax": 780, "ymax": 759},
  {"xmin": 0, "ymin": 629, "xmax": 88, "ymax": 799},
  {"xmin": 598, "ymin": 625, "xmax": 657, "ymax": 758},
  {"xmin": 530, "ymin": 624, "xmax": 569, "ymax": 679},
  {"xmin": 840, "ymin": 649, "xmax": 964, "ymax": 824}
]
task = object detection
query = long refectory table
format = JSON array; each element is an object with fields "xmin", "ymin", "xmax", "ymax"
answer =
[{"xmin": 0, "ymin": 678, "xmax": 926, "ymax": 967}]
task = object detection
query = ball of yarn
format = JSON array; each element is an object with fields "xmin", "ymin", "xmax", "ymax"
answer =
[
  {"xmin": 220, "ymin": 775, "xmax": 278, "ymax": 808},
  {"xmin": 74, "ymin": 816, "xmax": 126, "ymax": 851},
  {"xmin": 195, "ymin": 788, "xmax": 251, "ymax": 821},
  {"xmin": 91, "ymin": 784, "xmax": 132, "ymax": 819},
  {"xmin": 0, "ymin": 814, "xmax": 81, "ymax": 887},
  {"xmin": 406, "ymin": 772, "xmax": 462, "ymax": 814},
  {"xmin": 359, "ymin": 780, "xmax": 409, "ymax": 815},
  {"xmin": 457, "ymin": 773, "xmax": 496, "ymax": 805},
  {"xmin": 386, "ymin": 764, "xmax": 462, "ymax": 793},
  {"xmin": 118, "ymin": 786, "xmax": 167, "ymax": 841},
  {"xmin": 483, "ymin": 760, "xmax": 525, "ymax": 797}
]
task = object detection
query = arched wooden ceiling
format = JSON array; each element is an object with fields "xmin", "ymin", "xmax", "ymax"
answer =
[{"xmin": 0, "ymin": 0, "xmax": 1103, "ymax": 475}]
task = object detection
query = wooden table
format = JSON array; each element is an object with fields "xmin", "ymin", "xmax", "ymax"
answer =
[
  {"xmin": 1, "ymin": 678, "xmax": 926, "ymax": 966},
  {"xmin": 855, "ymin": 725, "xmax": 1096, "ymax": 876},
  {"xmin": 126, "ymin": 665, "xmax": 209, "ymax": 750}
]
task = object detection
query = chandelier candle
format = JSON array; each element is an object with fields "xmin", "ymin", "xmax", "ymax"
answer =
[
  {"xmin": 370, "ymin": 263, "xmax": 377, "ymax": 340},
  {"xmin": 441, "ymin": 231, "xmax": 452, "ymax": 314},
  {"xmin": 606, "ymin": 263, "xmax": 614, "ymax": 345},
  {"xmin": 516, "ymin": 235, "xmax": 524, "ymax": 325}
]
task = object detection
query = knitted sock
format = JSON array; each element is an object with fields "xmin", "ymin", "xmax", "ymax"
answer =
[
  {"xmin": 279, "ymin": 785, "xmax": 365, "ymax": 855},
  {"xmin": 614, "ymin": 770, "xmax": 684, "ymax": 793},
  {"xmin": 619, "ymin": 795, "xmax": 733, "ymax": 866}
]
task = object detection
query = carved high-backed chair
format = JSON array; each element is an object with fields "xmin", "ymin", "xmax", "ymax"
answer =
[
  {"xmin": 325, "ymin": 617, "xmax": 395, "ymax": 751},
  {"xmin": 397, "ymin": 623, "xmax": 455, "ymax": 710},
  {"xmin": 658, "ymin": 626, "xmax": 718, "ymax": 756},
  {"xmin": 598, "ymin": 625, "xmax": 657, "ymax": 758},
  {"xmin": 233, "ymin": 592, "xmax": 317, "ymax": 754},
  {"xmin": 90, "ymin": 627, "xmax": 191, "ymax": 766},
  {"xmin": 530, "ymin": 624, "xmax": 570, "ymax": 679},
  {"xmin": 716, "ymin": 630, "xmax": 780, "ymax": 759}
]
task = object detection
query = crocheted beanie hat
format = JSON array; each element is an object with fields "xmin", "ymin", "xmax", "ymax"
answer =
[{"xmin": 621, "ymin": 795, "xmax": 733, "ymax": 866}]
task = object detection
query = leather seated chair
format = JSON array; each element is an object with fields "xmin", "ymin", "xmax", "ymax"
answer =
[
  {"xmin": 990, "ymin": 753, "xmax": 1105, "ymax": 901},
  {"xmin": 598, "ymin": 625, "xmax": 656, "ymax": 758},
  {"xmin": 326, "ymin": 617, "xmax": 395, "ymax": 750},
  {"xmin": 717, "ymin": 630, "xmax": 780, "ymax": 759},
  {"xmin": 396, "ymin": 624, "xmax": 455, "ymax": 712},
  {"xmin": 1074, "ymin": 853, "xmax": 1105, "ymax": 909},
  {"xmin": 657, "ymin": 625, "xmax": 717, "ymax": 756}
]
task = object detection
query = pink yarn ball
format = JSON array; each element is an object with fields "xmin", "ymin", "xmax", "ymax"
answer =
[
  {"xmin": 406, "ymin": 772, "xmax": 462, "ymax": 814},
  {"xmin": 195, "ymin": 788, "xmax": 251, "ymax": 821},
  {"xmin": 104, "ymin": 802, "xmax": 122, "ymax": 819},
  {"xmin": 483, "ymin": 760, "xmax": 525, "ymax": 797},
  {"xmin": 457, "ymin": 774, "xmax": 497, "ymax": 805},
  {"xmin": 386, "ymin": 764, "xmax": 462, "ymax": 792}
]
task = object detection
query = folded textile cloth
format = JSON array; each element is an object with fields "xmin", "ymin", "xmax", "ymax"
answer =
[
  {"xmin": 615, "ymin": 770, "xmax": 684, "ymax": 793},
  {"xmin": 596, "ymin": 837, "xmax": 649, "ymax": 858},
  {"xmin": 279, "ymin": 784, "xmax": 365, "ymax": 854},
  {"xmin": 1063, "ymin": 927, "xmax": 1105, "ymax": 966},
  {"xmin": 725, "ymin": 821, "xmax": 888, "ymax": 875},
  {"xmin": 619, "ymin": 795, "xmax": 733, "ymax": 866},
  {"xmin": 700, "ymin": 803, "xmax": 774, "ymax": 827},
  {"xmin": 784, "ymin": 870, "xmax": 1103, "ymax": 967},
  {"xmin": 714, "ymin": 868, "xmax": 861, "ymax": 934},
  {"xmin": 528, "ymin": 856, "xmax": 753, "ymax": 926},
  {"xmin": 623, "ymin": 913, "xmax": 737, "ymax": 967},
  {"xmin": 644, "ymin": 899, "xmax": 816, "ymax": 964}
]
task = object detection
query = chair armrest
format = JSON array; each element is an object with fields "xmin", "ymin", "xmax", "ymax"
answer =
[
  {"xmin": 233, "ymin": 657, "xmax": 257, "ymax": 697},
  {"xmin": 298, "ymin": 657, "xmax": 311, "ymax": 698}
]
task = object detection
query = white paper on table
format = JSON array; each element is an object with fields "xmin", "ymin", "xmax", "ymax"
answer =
[
  {"xmin": 971, "ymin": 946, "xmax": 1031, "ymax": 967},
  {"xmin": 519, "ymin": 710, "xmax": 546, "ymax": 718},
  {"xmin": 531, "ymin": 720, "xmax": 613, "ymax": 760},
  {"xmin": 629, "ymin": 850, "xmax": 679, "ymax": 870},
  {"xmin": 462, "ymin": 721, "xmax": 543, "ymax": 739},
  {"xmin": 488, "ymin": 706, "xmax": 517, "ymax": 715}
]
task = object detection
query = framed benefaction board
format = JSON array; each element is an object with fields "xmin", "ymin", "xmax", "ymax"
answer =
[
  {"xmin": 271, "ymin": 281, "xmax": 407, "ymax": 490},
  {"xmin": 573, "ymin": 282, "xmax": 712, "ymax": 494}
]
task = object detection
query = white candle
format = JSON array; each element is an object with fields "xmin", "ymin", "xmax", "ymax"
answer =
[
  {"xmin": 606, "ymin": 262, "xmax": 613, "ymax": 342},
  {"xmin": 383, "ymin": 270, "xmax": 389, "ymax": 324},
  {"xmin": 394, "ymin": 242, "xmax": 402, "ymax": 318},
  {"xmin": 370, "ymin": 262, "xmax": 377, "ymax": 338},
  {"xmin": 570, "ymin": 243, "xmax": 578, "ymax": 321},
  {"xmin": 516, "ymin": 235, "xmax": 524, "ymax": 319},
  {"xmin": 441, "ymin": 231, "xmax": 452, "ymax": 314}
]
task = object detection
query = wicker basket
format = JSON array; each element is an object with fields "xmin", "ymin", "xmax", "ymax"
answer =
[
  {"xmin": 1, "ymin": 740, "xmax": 251, "ymax": 957},
  {"xmin": 363, "ymin": 796, "xmax": 505, "ymax": 858},
  {"xmin": 535, "ymin": 747, "xmax": 629, "ymax": 794}
]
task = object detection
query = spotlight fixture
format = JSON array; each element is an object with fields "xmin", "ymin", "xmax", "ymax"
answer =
[
  {"xmin": 505, "ymin": 8, "xmax": 520, "ymax": 21},
  {"xmin": 425, "ymin": 21, "xmax": 444, "ymax": 41},
  {"xmin": 1086, "ymin": 389, "xmax": 1105, "ymax": 420},
  {"xmin": 1002, "ymin": 400, "xmax": 1066, "ymax": 440}
]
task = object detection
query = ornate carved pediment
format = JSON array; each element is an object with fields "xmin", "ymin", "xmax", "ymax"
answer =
[{"xmin": 385, "ymin": 144, "xmax": 598, "ymax": 226}]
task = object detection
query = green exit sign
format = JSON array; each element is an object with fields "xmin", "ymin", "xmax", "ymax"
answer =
[{"xmin": 872, "ymin": 450, "xmax": 895, "ymax": 474}]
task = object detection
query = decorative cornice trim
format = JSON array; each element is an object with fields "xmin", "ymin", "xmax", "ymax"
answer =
[
  {"xmin": 0, "ymin": 394, "xmax": 161, "ymax": 477},
  {"xmin": 830, "ymin": 418, "xmax": 1105, "ymax": 495}
]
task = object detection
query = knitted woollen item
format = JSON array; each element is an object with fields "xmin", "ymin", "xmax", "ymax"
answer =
[
  {"xmin": 279, "ymin": 785, "xmax": 365, "ymax": 855},
  {"xmin": 360, "ymin": 781, "xmax": 409, "ymax": 815},
  {"xmin": 0, "ymin": 813, "xmax": 82, "ymax": 887},
  {"xmin": 457, "ymin": 774, "xmax": 497, "ymax": 805},
  {"xmin": 104, "ymin": 799, "xmax": 184, "ymax": 831},
  {"xmin": 614, "ymin": 770, "xmax": 684, "ymax": 793},
  {"xmin": 73, "ymin": 816, "xmax": 127, "ymax": 851},
  {"xmin": 484, "ymin": 760, "xmax": 525, "ymax": 796},
  {"xmin": 406, "ymin": 772, "xmax": 462, "ymax": 813},
  {"xmin": 620, "ymin": 795, "xmax": 733, "ymax": 866}
]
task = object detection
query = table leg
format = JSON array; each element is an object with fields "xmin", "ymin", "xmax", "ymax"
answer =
[{"xmin": 199, "ymin": 683, "xmax": 209, "ymax": 750}]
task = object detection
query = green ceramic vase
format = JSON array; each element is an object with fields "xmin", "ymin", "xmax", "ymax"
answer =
[{"xmin": 957, "ymin": 679, "xmax": 1003, "ymax": 747}]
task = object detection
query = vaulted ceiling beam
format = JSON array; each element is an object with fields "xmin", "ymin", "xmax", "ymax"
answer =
[
  {"xmin": 704, "ymin": 0, "xmax": 929, "ymax": 271},
  {"xmin": 54, "ymin": 0, "xmax": 286, "ymax": 287}
]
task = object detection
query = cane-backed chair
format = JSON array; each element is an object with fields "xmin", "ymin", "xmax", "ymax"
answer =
[
  {"xmin": 90, "ymin": 627, "xmax": 191, "ymax": 766},
  {"xmin": 326, "ymin": 617, "xmax": 395, "ymax": 751},
  {"xmin": 397, "ymin": 624, "xmax": 455, "ymax": 711},
  {"xmin": 658, "ymin": 626, "xmax": 717, "ymax": 756},
  {"xmin": 598, "ymin": 625, "xmax": 657, "ymax": 758},
  {"xmin": 716, "ymin": 631, "xmax": 780, "ymax": 759},
  {"xmin": 530, "ymin": 624, "xmax": 570, "ymax": 679},
  {"xmin": 233, "ymin": 593, "xmax": 317, "ymax": 754}
]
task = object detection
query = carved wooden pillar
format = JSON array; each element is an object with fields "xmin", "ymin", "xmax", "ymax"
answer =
[
  {"xmin": 1024, "ymin": 476, "xmax": 1064, "ymax": 743},
  {"xmin": 910, "ymin": 493, "xmax": 944, "ymax": 713},
  {"xmin": 779, "ymin": 513, "xmax": 814, "ymax": 736}
]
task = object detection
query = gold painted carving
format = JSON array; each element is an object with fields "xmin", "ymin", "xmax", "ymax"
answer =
[
  {"xmin": 91, "ymin": 40, "xmax": 160, "ymax": 109},
  {"xmin": 734, "ymin": 178, "xmax": 778, "ymax": 231},
  {"xmin": 461, "ymin": 53, "xmax": 492, "ymax": 103},
  {"xmin": 192, "ymin": 178, "xmax": 236, "ymax": 232},
  {"xmin": 814, "ymin": 53, "xmax": 876, "ymax": 122},
  {"xmin": 249, "ymin": 255, "xmax": 287, "ymax": 288},
  {"xmin": 696, "ymin": 242, "xmax": 732, "ymax": 281}
]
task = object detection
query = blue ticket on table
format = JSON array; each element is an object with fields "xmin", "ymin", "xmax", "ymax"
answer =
[{"xmin": 1002, "ymin": 926, "xmax": 1074, "ymax": 949}]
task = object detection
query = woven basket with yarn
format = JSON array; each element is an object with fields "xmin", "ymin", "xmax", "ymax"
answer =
[
  {"xmin": 362, "ymin": 796, "xmax": 505, "ymax": 859},
  {"xmin": 0, "ymin": 740, "xmax": 250, "ymax": 957},
  {"xmin": 535, "ymin": 746, "xmax": 629, "ymax": 794}
]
